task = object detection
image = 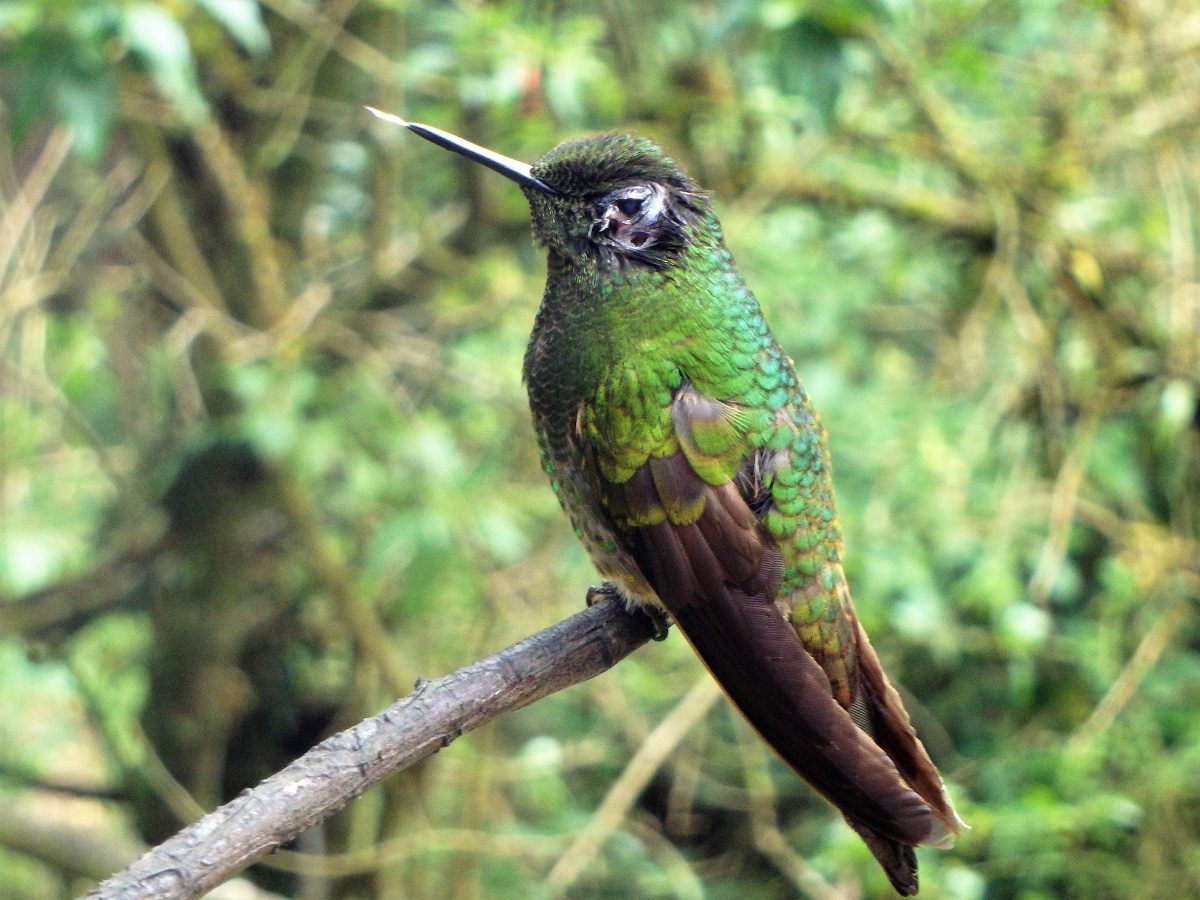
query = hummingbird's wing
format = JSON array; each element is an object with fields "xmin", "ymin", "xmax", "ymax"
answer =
[{"xmin": 581, "ymin": 381, "xmax": 960, "ymax": 896}]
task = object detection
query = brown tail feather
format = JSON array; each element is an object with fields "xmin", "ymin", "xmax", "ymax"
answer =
[
  {"xmin": 610, "ymin": 444, "xmax": 960, "ymax": 892},
  {"xmin": 639, "ymin": 519, "xmax": 938, "ymax": 848},
  {"xmin": 853, "ymin": 619, "xmax": 962, "ymax": 844},
  {"xmin": 847, "ymin": 820, "xmax": 920, "ymax": 896}
]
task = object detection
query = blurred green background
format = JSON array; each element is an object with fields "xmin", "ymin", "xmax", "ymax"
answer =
[{"xmin": 1, "ymin": 0, "xmax": 1198, "ymax": 897}]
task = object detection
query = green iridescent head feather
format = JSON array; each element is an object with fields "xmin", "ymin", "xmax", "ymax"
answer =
[
  {"xmin": 530, "ymin": 133, "xmax": 700, "ymax": 196},
  {"xmin": 523, "ymin": 133, "xmax": 713, "ymax": 268}
]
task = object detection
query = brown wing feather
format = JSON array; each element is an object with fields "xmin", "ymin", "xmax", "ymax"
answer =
[{"xmin": 589, "ymin": 388, "xmax": 958, "ymax": 895}]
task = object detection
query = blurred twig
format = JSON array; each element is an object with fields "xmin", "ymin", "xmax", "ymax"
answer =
[
  {"xmin": 0, "ymin": 128, "xmax": 72, "ymax": 285},
  {"xmin": 0, "ymin": 360, "xmax": 131, "ymax": 493},
  {"xmin": 737, "ymin": 726, "xmax": 849, "ymax": 900},
  {"xmin": 84, "ymin": 594, "xmax": 658, "ymax": 900},
  {"xmin": 256, "ymin": 0, "xmax": 363, "ymax": 170},
  {"xmin": 1028, "ymin": 419, "xmax": 1097, "ymax": 607},
  {"xmin": 543, "ymin": 676, "xmax": 723, "ymax": 897},
  {"xmin": 628, "ymin": 814, "xmax": 705, "ymax": 900},
  {"xmin": 1067, "ymin": 600, "xmax": 1190, "ymax": 753},
  {"xmin": 266, "ymin": 826, "xmax": 566, "ymax": 877},
  {"xmin": 0, "ymin": 803, "xmax": 144, "ymax": 881},
  {"xmin": 258, "ymin": 0, "xmax": 403, "ymax": 85},
  {"xmin": 127, "ymin": 127, "xmax": 228, "ymax": 313},
  {"xmin": 861, "ymin": 26, "xmax": 995, "ymax": 189},
  {"xmin": 65, "ymin": 654, "xmax": 208, "ymax": 832},
  {"xmin": 192, "ymin": 121, "xmax": 288, "ymax": 325},
  {"xmin": 775, "ymin": 163, "xmax": 994, "ymax": 245},
  {"xmin": 276, "ymin": 474, "xmax": 417, "ymax": 699}
]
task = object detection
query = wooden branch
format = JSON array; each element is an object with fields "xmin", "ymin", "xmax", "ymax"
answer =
[{"xmin": 85, "ymin": 594, "xmax": 658, "ymax": 900}]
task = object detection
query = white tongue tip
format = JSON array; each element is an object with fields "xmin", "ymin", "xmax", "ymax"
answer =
[{"xmin": 365, "ymin": 106, "xmax": 409, "ymax": 127}]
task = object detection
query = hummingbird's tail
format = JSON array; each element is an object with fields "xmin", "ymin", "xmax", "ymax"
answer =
[
  {"xmin": 656, "ymin": 569, "xmax": 943, "ymax": 843},
  {"xmin": 625, "ymin": 479, "xmax": 962, "ymax": 895},
  {"xmin": 845, "ymin": 820, "xmax": 920, "ymax": 896},
  {"xmin": 849, "ymin": 614, "xmax": 964, "ymax": 849},
  {"xmin": 653, "ymin": 557, "xmax": 954, "ymax": 894}
]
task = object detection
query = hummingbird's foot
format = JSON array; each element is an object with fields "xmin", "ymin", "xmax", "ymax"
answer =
[
  {"xmin": 585, "ymin": 582, "xmax": 622, "ymax": 607},
  {"xmin": 640, "ymin": 604, "xmax": 672, "ymax": 641},
  {"xmin": 586, "ymin": 582, "xmax": 671, "ymax": 640}
]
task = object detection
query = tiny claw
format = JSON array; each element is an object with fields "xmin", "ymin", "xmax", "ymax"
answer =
[
  {"xmin": 641, "ymin": 605, "xmax": 672, "ymax": 641},
  {"xmin": 585, "ymin": 582, "xmax": 670, "ymax": 640},
  {"xmin": 585, "ymin": 582, "xmax": 622, "ymax": 607}
]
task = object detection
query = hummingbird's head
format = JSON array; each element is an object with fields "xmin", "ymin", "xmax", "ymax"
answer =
[
  {"xmin": 366, "ymin": 109, "xmax": 712, "ymax": 271},
  {"xmin": 525, "ymin": 133, "xmax": 709, "ymax": 269}
]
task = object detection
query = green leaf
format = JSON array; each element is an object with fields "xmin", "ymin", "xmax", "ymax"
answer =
[
  {"xmin": 195, "ymin": 0, "xmax": 270, "ymax": 56},
  {"xmin": 3, "ymin": 16, "xmax": 118, "ymax": 158},
  {"xmin": 53, "ymin": 69, "xmax": 116, "ymax": 159},
  {"xmin": 121, "ymin": 3, "xmax": 208, "ymax": 122},
  {"xmin": 773, "ymin": 18, "xmax": 847, "ymax": 127}
]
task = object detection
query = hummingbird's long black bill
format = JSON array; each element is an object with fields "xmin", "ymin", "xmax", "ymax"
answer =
[{"xmin": 366, "ymin": 107, "xmax": 559, "ymax": 196}]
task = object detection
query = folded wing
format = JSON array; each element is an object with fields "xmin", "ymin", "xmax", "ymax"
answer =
[{"xmin": 591, "ymin": 383, "xmax": 960, "ymax": 895}]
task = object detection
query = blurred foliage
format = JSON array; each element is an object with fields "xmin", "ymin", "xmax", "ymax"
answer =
[{"xmin": 1, "ymin": 0, "xmax": 1199, "ymax": 897}]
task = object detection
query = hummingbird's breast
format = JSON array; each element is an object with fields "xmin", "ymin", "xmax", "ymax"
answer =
[{"xmin": 521, "ymin": 261, "xmax": 666, "ymax": 605}]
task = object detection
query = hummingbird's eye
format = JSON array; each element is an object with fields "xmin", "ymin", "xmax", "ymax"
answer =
[
  {"xmin": 589, "ymin": 183, "xmax": 681, "ymax": 264},
  {"xmin": 615, "ymin": 197, "xmax": 643, "ymax": 217}
]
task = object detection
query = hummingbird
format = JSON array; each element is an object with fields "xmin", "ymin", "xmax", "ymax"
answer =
[{"xmin": 368, "ymin": 107, "xmax": 962, "ymax": 895}]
